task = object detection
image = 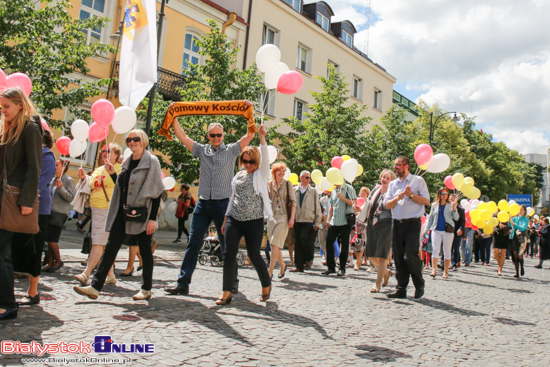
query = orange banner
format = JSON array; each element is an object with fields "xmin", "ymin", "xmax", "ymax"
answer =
[{"xmin": 158, "ymin": 100, "xmax": 257, "ymax": 141}]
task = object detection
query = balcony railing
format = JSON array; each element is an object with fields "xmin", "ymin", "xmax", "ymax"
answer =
[{"xmin": 112, "ymin": 62, "xmax": 187, "ymax": 101}]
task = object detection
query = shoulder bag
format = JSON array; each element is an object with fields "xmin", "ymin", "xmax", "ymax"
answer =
[
  {"xmin": 343, "ymin": 186, "xmax": 356, "ymax": 227},
  {"xmin": 0, "ymin": 152, "xmax": 39, "ymax": 234},
  {"xmin": 286, "ymin": 180, "xmax": 293, "ymax": 220},
  {"xmin": 120, "ymin": 168, "xmax": 148, "ymax": 222},
  {"xmin": 49, "ymin": 211, "xmax": 68, "ymax": 228}
]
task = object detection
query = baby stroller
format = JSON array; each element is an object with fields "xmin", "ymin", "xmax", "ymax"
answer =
[{"xmin": 198, "ymin": 225, "xmax": 246, "ymax": 267}]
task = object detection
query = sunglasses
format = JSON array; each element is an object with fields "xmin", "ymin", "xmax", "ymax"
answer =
[
  {"xmin": 209, "ymin": 133, "xmax": 223, "ymax": 138},
  {"xmin": 441, "ymin": 192, "xmax": 449, "ymax": 195},
  {"xmin": 126, "ymin": 136, "xmax": 141, "ymax": 144},
  {"xmin": 100, "ymin": 150, "xmax": 111, "ymax": 154},
  {"xmin": 242, "ymin": 159, "xmax": 256, "ymax": 165},
  {"xmin": 303, "ymin": 177, "xmax": 311, "ymax": 180}
]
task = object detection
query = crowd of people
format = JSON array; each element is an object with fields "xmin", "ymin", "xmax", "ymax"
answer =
[{"xmin": 1, "ymin": 87, "xmax": 549, "ymax": 321}]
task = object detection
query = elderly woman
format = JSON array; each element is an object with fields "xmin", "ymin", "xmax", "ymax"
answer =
[
  {"xmin": 217, "ymin": 125, "xmax": 271, "ymax": 305},
  {"xmin": 267, "ymin": 161, "xmax": 296, "ymax": 279},
  {"xmin": 74, "ymin": 129, "xmax": 165, "ymax": 300},
  {"xmin": 0, "ymin": 87, "xmax": 43, "ymax": 321},
  {"xmin": 74, "ymin": 143, "xmax": 122, "ymax": 287},
  {"xmin": 426, "ymin": 187, "xmax": 459, "ymax": 278},
  {"xmin": 43, "ymin": 159, "xmax": 75, "ymax": 272},
  {"xmin": 358, "ymin": 169, "xmax": 396, "ymax": 292}
]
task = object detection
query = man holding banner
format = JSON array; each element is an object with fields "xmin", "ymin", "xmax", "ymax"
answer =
[{"xmin": 165, "ymin": 108, "xmax": 256, "ymax": 295}]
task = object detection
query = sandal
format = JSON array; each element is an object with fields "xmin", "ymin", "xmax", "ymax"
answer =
[
  {"xmin": 442, "ymin": 273, "xmax": 448, "ymax": 279},
  {"xmin": 260, "ymin": 285, "xmax": 272, "ymax": 302},
  {"xmin": 370, "ymin": 286, "xmax": 380, "ymax": 293},
  {"xmin": 215, "ymin": 294, "xmax": 233, "ymax": 305}
]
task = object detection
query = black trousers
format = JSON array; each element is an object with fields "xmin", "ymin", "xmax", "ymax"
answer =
[
  {"xmin": 326, "ymin": 224, "xmax": 351, "ymax": 271},
  {"xmin": 293, "ymin": 222, "xmax": 316, "ymax": 270},
  {"xmin": 92, "ymin": 213, "xmax": 154, "ymax": 291},
  {"xmin": 392, "ymin": 219, "xmax": 424, "ymax": 292},
  {"xmin": 177, "ymin": 217, "xmax": 189, "ymax": 239},
  {"xmin": 223, "ymin": 217, "xmax": 270, "ymax": 292}
]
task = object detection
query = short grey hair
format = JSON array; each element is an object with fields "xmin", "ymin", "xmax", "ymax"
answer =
[
  {"xmin": 207, "ymin": 122, "xmax": 224, "ymax": 132},
  {"xmin": 300, "ymin": 170, "xmax": 310, "ymax": 177},
  {"xmin": 128, "ymin": 129, "xmax": 149, "ymax": 147}
]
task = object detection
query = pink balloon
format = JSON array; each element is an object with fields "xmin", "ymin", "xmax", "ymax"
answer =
[
  {"xmin": 414, "ymin": 144, "xmax": 433, "ymax": 166},
  {"xmin": 91, "ymin": 99, "xmax": 115, "ymax": 128},
  {"xmin": 331, "ymin": 156, "xmax": 344, "ymax": 169},
  {"xmin": 444, "ymin": 175, "xmax": 455, "ymax": 190},
  {"xmin": 421, "ymin": 215, "xmax": 427, "ymax": 226},
  {"xmin": 356, "ymin": 197, "xmax": 366, "ymax": 207},
  {"xmin": 471, "ymin": 225, "xmax": 478, "ymax": 231},
  {"xmin": 0, "ymin": 68, "xmax": 6, "ymax": 88},
  {"xmin": 89, "ymin": 122, "xmax": 109, "ymax": 143},
  {"xmin": 277, "ymin": 71, "xmax": 303, "ymax": 94},
  {"xmin": 40, "ymin": 117, "xmax": 50, "ymax": 131},
  {"xmin": 56, "ymin": 137, "xmax": 71, "ymax": 156},
  {"xmin": 6, "ymin": 72, "xmax": 33, "ymax": 96},
  {"xmin": 162, "ymin": 172, "xmax": 166, "ymax": 179}
]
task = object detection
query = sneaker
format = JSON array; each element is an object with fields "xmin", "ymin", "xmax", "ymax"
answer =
[
  {"xmin": 133, "ymin": 289, "xmax": 152, "ymax": 300},
  {"xmin": 73, "ymin": 286, "xmax": 99, "ymax": 300},
  {"xmin": 74, "ymin": 273, "xmax": 88, "ymax": 286},
  {"xmin": 105, "ymin": 276, "xmax": 117, "ymax": 285}
]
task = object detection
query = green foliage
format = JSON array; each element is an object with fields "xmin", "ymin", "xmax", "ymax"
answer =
[
  {"xmin": 271, "ymin": 65, "xmax": 371, "ymax": 188},
  {"xmin": 0, "ymin": 0, "xmax": 113, "ymax": 128},
  {"xmin": 142, "ymin": 20, "xmax": 265, "ymax": 184}
]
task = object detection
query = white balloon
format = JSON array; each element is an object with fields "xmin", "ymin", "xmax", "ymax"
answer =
[
  {"xmin": 460, "ymin": 199, "xmax": 469, "ymax": 207},
  {"xmin": 168, "ymin": 201, "xmax": 178, "ymax": 212},
  {"xmin": 283, "ymin": 167, "xmax": 291, "ymax": 180},
  {"xmin": 315, "ymin": 186, "xmax": 323, "ymax": 195},
  {"xmin": 123, "ymin": 148, "xmax": 132, "ymax": 161},
  {"xmin": 426, "ymin": 153, "xmax": 451, "ymax": 173},
  {"xmin": 69, "ymin": 139, "xmax": 87, "ymax": 158},
  {"xmin": 534, "ymin": 214, "xmax": 540, "ymax": 221},
  {"xmin": 267, "ymin": 145, "xmax": 278, "ymax": 164},
  {"xmin": 462, "ymin": 203, "xmax": 471, "ymax": 211},
  {"xmin": 264, "ymin": 62, "xmax": 289, "ymax": 89},
  {"xmin": 71, "ymin": 119, "xmax": 89, "ymax": 142},
  {"xmin": 341, "ymin": 159, "xmax": 359, "ymax": 183},
  {"xmin": 112, "ymin": 106, "xmax": 137, "ymax": 134},
  {"xmin": 255, "ymin": 44, "xmax": 281, "ymax": 72},
  {"xmin": 320, "ymin": 177, "xmax": 332, "ymax": 191},
  {"xmin": 163, "ymin": 177, "xmax": 176, "ymax": 190}
]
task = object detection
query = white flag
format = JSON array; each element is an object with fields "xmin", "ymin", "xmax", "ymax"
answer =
[{"xmin": 118, "ymin": 0, "xmax": 157, "ymax": 110}]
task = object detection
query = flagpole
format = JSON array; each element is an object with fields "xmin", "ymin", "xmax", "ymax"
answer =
[{"xmin": 145, "ymin": 0, "xmax": 168, "ymax": 138}]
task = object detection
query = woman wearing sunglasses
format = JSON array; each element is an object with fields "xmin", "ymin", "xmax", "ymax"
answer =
[
  {"xmin": 217, "ymin": 124, "xmax": 272, "ymax": 305},
  {"xmin": 425, "ymin": 187, "xmax": 459, "ymax": 278},
  {"xmin": 74, "ymin": 129, "xmax": 165, "ymax": 300}
]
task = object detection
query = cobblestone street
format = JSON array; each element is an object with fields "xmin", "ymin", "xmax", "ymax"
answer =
[{"xmin": 2, "ymin": 226, "xmax": 549, "ymax": 366}]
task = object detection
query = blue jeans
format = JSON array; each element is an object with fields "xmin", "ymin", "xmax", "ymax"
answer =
[
  {"xmin": 461, "ymin": 228, "xmax": 474, "ymax": 265},
  {"xmin": 451, "ymin": 235, "xmax": 463, "ymax": 266},
  {"xmin": 481, "ymin": 237, "xmax": 493, "ymax": 264},
  {"xmin": 176, "ymin": 199, "xmax": 236, "ymax": 290},
  {"xmin": 0, "ymin": 229, "xmax": 15, "ymax": 310}
]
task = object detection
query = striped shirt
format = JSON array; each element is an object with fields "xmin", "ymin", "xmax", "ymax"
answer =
[
  {"xmin": 330, "ymin": 183, "xmax": 357, "ymax": 226},
  {"xmin": 193, "ymin": 141, "xmax": 241, "ymax": 200}
]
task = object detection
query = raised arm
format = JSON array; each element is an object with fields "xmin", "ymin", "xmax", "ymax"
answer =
[{"xmin": 172, "ymin": 117, "xmax": 194, "ymax": 151}]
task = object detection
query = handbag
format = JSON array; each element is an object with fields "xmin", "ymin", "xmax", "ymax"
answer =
[
  {"xmin": 286, "ymin": 180, "xmax": 293, "ymax": 220},
  {"xmin": 445, "ymin": 223, "xmax": 454, "ymax": 233},
  {"xmin": 0, "ymin": 153, "xmax": 39, "ymax": 234},
  {"xmin": 124, "ymin": 206, "xmax": 148, "ymax": 222},
  {"xmin": 346, "ymin": 212, "xmax": 356, "ymax": 227},
  {"xmin": 81, "ymin": 229, "xmax": 92, "ymax": 254},
  {"xmin": 49, "ymin": 211, "xmax": 68, "ymax": 228}
]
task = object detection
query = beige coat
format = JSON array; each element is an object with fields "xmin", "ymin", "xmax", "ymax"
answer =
[
  {"xmin": 294, "ymin": 185, "xmax": 322, "ymax": 226},
  {"xmin": 268, "ymin": 179, "xmax": 296, "ymax": 218}
]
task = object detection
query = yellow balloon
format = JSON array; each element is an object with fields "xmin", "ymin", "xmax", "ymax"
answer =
[
  {"xmin": 480, "ymin": 209, "xmax": 491, "ymax": 222},
  {"xmin": 509, "ymin": 203, "xmax": 521, "ymax": 216},
  {"xmin": 288, "ymin": 173, "xmax": 299, "ymax": 186},
  {"xmin": 326, "ymin": 167, "xmax": 344, "ymax": 185},
  {"xmin": 464, "ymin": 177, "xmax": 475, "ymax": 186},
  {"xmin": 483, "ymin": 223, "xmax": 494, "ymax": 235},
  {"xmin": 356, "ymin": 164, "xmax": 364, "ymax": 177},
  {"xmin": 469, "ymin": 187, "xmax": 481, "ymax": 199},
  {"xmin": 461, "ymin": 182, "xmax": 474, "ymax": 194},
  {"xmin": 497, "ymin": 211, "xmax": 510, "ymax": 223},
  {"xmin": 527, "ymin": 207, "xmax": 535, "ymax": 216},
  {"xmin": 470, "ymin": 209, "xmax": 481, "ymax": 222},
  {"xmin": 452, "ymin": 173, "xmax": 464, "ymax": 190},
  {"xmin": 311, "ymin": 169, "xmax": 323, "ymax": 186},
  {"xmin": 477, "ymin": 202, "xmax": 487, "ymax": 211},
  {"xmin": 419, "ymin": 164, "xmax": 428, "ymax": 170},
  {"xmin": 491, "ymin": 217, "xmax": 499, "ymax": 227},
  {"xmin": 342, "ymin": 155, "xmax": 351, "ymax": 161},
  {"xmin": 488, "ymin": 201, "xmax": 498, "ymax": 214},
  {"xmin": 476, "ymin": 218, "xmax": 487, "ymax": 228},
  {"xmin": 498, "ymin": 200, "xmax": 509, "ymax": 212}
]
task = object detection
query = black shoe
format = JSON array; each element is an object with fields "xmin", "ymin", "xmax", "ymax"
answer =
[
  {"xmin": 120, "ymin": 268, "xmax": 134, "ymax": 277},
  {"xmin": 414, "ymin": 287, "xmax": 425, "ymax": 299},
  {"xmin": 17, "ymin": 294, "xmax": 40, "ymax": 305},
  {"xmin": 137, "ymin": 265, "xmax": 143, "ymax": 271},
  {"xmin": 0, "ymin": 308, "xmax": 18, "ymax": 321},
  {"xmin": 173, "ymin": 238, "xmax": 181, "ymax": 243},
  {"xmin": 387, "ymin": 290, "xmax": 407, "ymax": 299},
  {"xmin": 535, "ymin": 265, "xmax": 542, "ymax": 269},
  {"xmin": 337, "ymin": 269, "xmax": 346, "ymax": 277},
  {"xmin": 521, "ymin": 267, "xmax": 525, "ymax": 276},
  {"xmin": 164, "ymin": 286, "xmax": 189, "ymax": 295},
  {"xmin": 278, "ymin": 264, "xmax": 287, "ymax": 279},
  {"xmin": 322, "ymin": 269, "xmax": 336, "ymax": 275},
  {"xmin": 46, "ymin": 262, "xmax": 64, "ymax": 273},
  {"xmin": 437, "ymin": 264, "xmax": 444, "ymax": 270},
  {"xmin": 232, "ymin": 284, "xmax": 239, "ymax": 294}
]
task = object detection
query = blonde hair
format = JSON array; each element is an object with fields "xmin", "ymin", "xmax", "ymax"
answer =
[
  {"xmin": 105, "ymin": 142, "xmax": 122, "ymax": 161},
  {"xmin": 270, "ymin": 161, "xmax": 287, "ymax": 181},
  {"xmin": 360, "ymin": 187, "xmax": 370, "ymax": 197},
  {"xmin": 379, "ymin": 169, "xmax": 397, "ymax": 181},
  {"xmin": 128, "ymin": 129, "xmax": 149, "ymax": 147},
  {"xmin": 0, "ymin": 87, "xmax": 38, "ymax": 145},
  {"xmin": 239, "ymin": 146, "xmax": 261, "ymax": 171}
]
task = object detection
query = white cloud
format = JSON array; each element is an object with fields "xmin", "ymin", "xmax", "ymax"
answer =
[{"xmin": 315, "ymin": 0, "xmax": 550, "ymax": 153}]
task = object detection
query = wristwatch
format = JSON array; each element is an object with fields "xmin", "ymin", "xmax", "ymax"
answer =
[{"xmin": 410, "ymin": 193, "xmax": 415, "ymax": 200}]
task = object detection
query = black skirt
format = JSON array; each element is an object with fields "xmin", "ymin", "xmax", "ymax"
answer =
[{"xmin": 12, "ymin": 215, "xmax": 49, "ymax": 277}]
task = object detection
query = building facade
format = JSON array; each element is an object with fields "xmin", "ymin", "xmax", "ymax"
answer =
[{"xmin": 524, "ymin": 148, "xmax": 550, "ymax": 209}]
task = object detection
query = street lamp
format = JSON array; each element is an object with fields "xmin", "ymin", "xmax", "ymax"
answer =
[{"xmin": 429, "ymin": 111, "xmax": 460, "ymax": 147}]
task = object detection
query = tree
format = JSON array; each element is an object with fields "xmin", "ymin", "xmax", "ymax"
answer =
[
  {"xmin": 272, "ymin": 65, "xmax": 371, "ymax": 186},
  {"xmin": 0, "ymin": 0, "xmax": 113, "ymax": 127},
  {"xmin": 139, "ymin": 20, "xmax": 265, "ymax": 183}
]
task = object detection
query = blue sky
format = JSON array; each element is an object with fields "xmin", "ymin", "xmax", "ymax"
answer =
[{"xmin": 305, "ymin": 0, "xmax": 550, "ymax": 155}]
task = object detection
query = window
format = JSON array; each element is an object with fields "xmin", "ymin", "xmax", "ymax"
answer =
[
  {"xmin": 352, "ymin": 77, "xmax": 363, "ymax": 100},
  {"xmin": 182, "ymin": 33, "xmax": 201, "ymax": 72},
  {"xmin": 327, "ymin": 61, "xmax": 339, "ymax": 79},
  {"xmin": 262, "ymin": 24, "xmax": 278, "ymax": 46},
  {"xmin": 294, "ymin": 99, "xmax": 308, "ymax": 121},
  {"xmin": 258, "ymin": 90, "xmax": 275, "ymax": 116},
  {"xmin": 297, "ymin": 44, "xmax": 311, "ymax": 73},
  {"xmin": 79, "ymin": 0, "xmax": 107, "ymax": 45},
  {"xmin": 284, "ymin": 0, "xmax": 301, "ymax": 12},
  {"xmin": 374, "ymin": 89, "xmax": 383, "ymax": 110},
  {"xmin": 341, "ymin": 30, "xmax": 353, "ymax": 48},
  {"xmin": 316, "ymin": 12, "xmax": 329, "ymax": 32}
]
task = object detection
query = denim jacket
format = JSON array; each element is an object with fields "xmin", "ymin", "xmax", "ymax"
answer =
[{"xmin": 426, "ymin": 202, "xmax": 459, "ymax": 231}]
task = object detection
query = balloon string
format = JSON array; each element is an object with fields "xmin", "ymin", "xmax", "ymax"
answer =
[
  {"xmin": 107, "ymin": 133, "xmax": 117, "ymax": 163},
  {"xmin": 260, "ymin": 91, "xmax": 265, "ymax": 123}
]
